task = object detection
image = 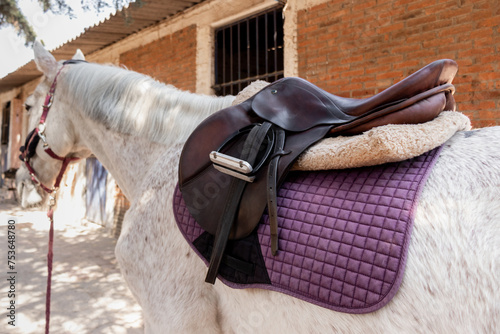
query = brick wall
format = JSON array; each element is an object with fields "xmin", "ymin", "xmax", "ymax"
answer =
[
  {"xmin": 120, "ymin": 25, "xmax": 197, "ymax": 92},
  {"xmin": 297, "ymin": 0, "xmax": 499, "ymax": 128}
]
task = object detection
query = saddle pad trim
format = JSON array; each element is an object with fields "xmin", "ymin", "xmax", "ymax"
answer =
[{"xmin": 173, "ymin": 146, "xmax": 443, "ymax": 314}]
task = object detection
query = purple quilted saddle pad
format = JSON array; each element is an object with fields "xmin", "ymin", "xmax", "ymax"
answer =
[{"xmin": 173, "ymin": 147, "xmax": 442, "ymax": 314}]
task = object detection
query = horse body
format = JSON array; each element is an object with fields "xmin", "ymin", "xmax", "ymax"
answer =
[
  {"xmin": 120, "ymin": 129, "xmax": 500, "ymax": 334},
  {"xmin": 19, "ymin": 43, "xmax": 499, "ymax": 333}
]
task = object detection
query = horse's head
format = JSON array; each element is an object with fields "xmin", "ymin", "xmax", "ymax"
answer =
[{"xmin": 17, "ymin": 42, "xmax": 92, "ymax": 207}]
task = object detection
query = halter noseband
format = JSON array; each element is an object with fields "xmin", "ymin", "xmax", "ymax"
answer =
[{"xmin": 19, "ymin": 60, "xmax": 84, "ymax": 198}]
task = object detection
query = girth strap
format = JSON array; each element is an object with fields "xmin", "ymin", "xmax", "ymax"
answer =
[{"xmin": 206, "ymin": 122, "xmax": 274, "ymax": 284}]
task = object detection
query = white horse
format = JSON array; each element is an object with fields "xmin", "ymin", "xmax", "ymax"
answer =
[{"xmin": 18, "ymin": 42, "xmax": 499, "ymax": 333}]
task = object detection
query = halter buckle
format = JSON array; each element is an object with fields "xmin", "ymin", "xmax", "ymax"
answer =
[
  {"xmin": 43, "ymin": 94, "xmax": 53, "ymax": 109},
  {"xmin": 38, "ymin": 123, "xmax": 46, "ymax": 134},
  {"xmin": 48, "ymin": 194, "xmax": 56, "ymax": 207},
  {"xmin": 29, "ymin": 172, "xmax": 40, "ymax": 184},
  {"xmin": 37, "ymin": 124, "xmax": 49, "ymax": 147}
]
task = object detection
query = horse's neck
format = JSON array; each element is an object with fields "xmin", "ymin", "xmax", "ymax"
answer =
[
  {"xmin": 79, "ymin": 120, "xmax": 164, "ymax": 200},
  {"xmin": 63, "ymin": 65, "xmax": 235, "ymax": 200}
]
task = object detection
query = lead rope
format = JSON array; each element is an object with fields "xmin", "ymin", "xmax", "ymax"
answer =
[
  {"xmin": 19, "ymin": 61, "xmax": 83, "ymax": 333},
  {"xmin": 45, "ymin": 194, "xmax": 56, "ymax": 334}
]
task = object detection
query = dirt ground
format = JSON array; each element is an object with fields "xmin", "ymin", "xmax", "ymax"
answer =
[{"xmin": 0, "ymin": 198, "xmax": 144, "ymax": 334}]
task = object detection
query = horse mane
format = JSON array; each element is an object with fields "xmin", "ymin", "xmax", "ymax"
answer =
[{"xmin": 60, "ymin": 62, "xmax": 235, "ymax": 145}]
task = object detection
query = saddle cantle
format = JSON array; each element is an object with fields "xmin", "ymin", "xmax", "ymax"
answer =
[{"xmin": 179, "ymin": 59, "xmax": 458, "ymax": 283}]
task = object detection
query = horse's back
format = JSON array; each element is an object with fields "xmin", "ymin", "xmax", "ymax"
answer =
[
  {"xmin": 214, "ymin": 127, "xmax": 500, "ymax": 334},
  {"xmin": 120, "ymin": 127, "xmax": 499, "ymax": 334}
]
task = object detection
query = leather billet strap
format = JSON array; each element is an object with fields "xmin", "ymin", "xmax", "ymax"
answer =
[
  {"xmin": 266, "ymin": 128, "xmax": 287, "ymax": 255},
  {"xmin": 206, "ymin": 122, "xmax": 274, "ymax": 284}
]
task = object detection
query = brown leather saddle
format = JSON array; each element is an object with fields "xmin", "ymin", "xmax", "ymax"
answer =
[{"xmin": 179, "ymin": 59, "xmax": 458, "ymax": 284}]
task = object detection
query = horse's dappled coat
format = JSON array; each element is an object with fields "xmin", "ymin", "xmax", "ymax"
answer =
[{"xmin": 18, "ymin": 42, "xmax": 499, "ymax": 333}]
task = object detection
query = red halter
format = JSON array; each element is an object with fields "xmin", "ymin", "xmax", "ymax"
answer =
[
  {"xmin": 19, "ymin": 60, "xmax": 83, "ymax": 334},
  {"xmin": 20, "ymin": 62, "xmax": 80, "ymax": 196}
]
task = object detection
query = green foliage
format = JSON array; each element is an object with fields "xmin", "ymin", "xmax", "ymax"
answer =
[
  {"xmin": 0, "ymin": 0, "xmax": 131, "ymax": 46},
  {"xmin": 0, "ymin": 0, "xmax": 37, "ymax": 45}
]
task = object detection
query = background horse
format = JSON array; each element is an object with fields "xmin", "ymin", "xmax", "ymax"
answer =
[{"xmin": 18, "ymin": 42, "xmax": 499, "ymax": 333}]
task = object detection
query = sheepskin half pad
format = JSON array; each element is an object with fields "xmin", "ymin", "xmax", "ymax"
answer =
[{"xmin": 173, "ymin": 146, "xmax": 443, "ymax": 313}]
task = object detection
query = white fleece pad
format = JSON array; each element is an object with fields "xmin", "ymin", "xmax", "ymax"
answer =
[
  {"xmin": 292, "ymin": 111, "xmax": 471, "ymax": 170},
  {"xmin": 234, "ymin": 81, "xmax": 471, "ymax": 171}
]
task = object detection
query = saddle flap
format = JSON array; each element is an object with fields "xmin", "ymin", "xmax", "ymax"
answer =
[{"xmin": 251, "ymin": 78, "xmax": 355, "ymax": 132}]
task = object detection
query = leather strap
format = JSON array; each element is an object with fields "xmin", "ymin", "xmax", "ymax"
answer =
[
  {"xmin": 267, "ymin": 128, "xmax": 287, "ymax": 255},
  {"xmin": 205, "ymin": 122, "xmax": 273, "ymax": 284}
]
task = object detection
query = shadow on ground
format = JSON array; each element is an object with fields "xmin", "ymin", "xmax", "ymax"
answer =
[{"xmin": 0, "ymin": 199, "xmax": 144, "ymax": 334}]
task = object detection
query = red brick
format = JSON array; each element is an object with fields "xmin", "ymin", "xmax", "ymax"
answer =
[
  {"xmin": 341, "ymin": 82, "xmax": 364, "ymax": 91},
  {"xmin": 353, "ymin": 0, "xmax": 377, "ymax": 12},
  {"xmin": 340, "ymin": 55, "xmax": 364, "ymax": 64},
  {"xmin": 437, "ymin": 6, "xmax": 474, "ymax": 20},
  {"xmin": 376, "ymin": 70, "xmax": 404, "ymax": 80},
  {"xmin": 377, "ymin": 54, "xmax": 405, "ymax": 64},
  {"xmin": 462, "ymin": 63, "xmax": 495, "ymax": 73},
  {"xmin": 420, "ymin": 18, "xmax": 453, "ymax": 32},
  {"xmin": 406, "ymin": 13, "xmax": 437, "ymax": 27},
  {"xmin": 378, "ymin": 22, "xmax": 405, "ymax": 34},
  {"xmin": 477, "ymin": 16, "xmax": 500, "ymax": 28},
  {"xmin": 365, "ymin": 64, "xmax": 392, "ymax": 75},
  {"xmin": 120, "ymin": 25, "xmax": 196, "ymax": 91},
  {"xmin": 393, "ymin": 59, "xmax": 421, "ymax": 70},
  {"xmin": 394, "ymin": 0, "xmax": 415, "ymax": 6},
  {"xmin": 436, "ymin": 22, "xmax": 474, "ymax": 37},
  {"xmin": 340, "ymin": 69, "xmax": 365, "ymax": 78},
  {"xmin": 351, "ymin": 88, "xmax": 377, "ymax": 98},
  {"xmin": 457, "ymin": 47, "xmax": 495, "ymax": 58},
  {"xmin": 476, "ymin": 119, "xmax": 498, "ymax": 128},
  {"xmin": 297, "ymin": 0, "xmax": 499, "ymax": 128},
  {"xmin": 408, "ymin": 0, "xmax": 437, "ymax": 12},
  {"xmin": 470, "ymin": 27, "xmax": 493, "ymax": 39},
  {"xmin": 476, "ymin": 101, "xmax": 497, "ymax": 111},
  {"xmin": 391, "ymin": 43, "xmax": 420, "ymax": 54},
  {"xmin": 379, "ymin": 7, "xmax": 406, "ymax": 19},
  {"xmin": 423, "ymin": 36, "xmax": 455, "ymax": 48},
  {"xmin": 365, "ymin": 79, "xmax": 393, "ymax": 89}
]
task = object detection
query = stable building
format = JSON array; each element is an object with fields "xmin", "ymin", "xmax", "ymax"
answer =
[{"xmin": 0, "ymin": 0, "xmax": 498, "ymax": 234}]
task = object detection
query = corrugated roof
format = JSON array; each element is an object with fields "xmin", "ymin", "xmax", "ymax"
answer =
[{"xmin": 0, "ymin": 0, "xmax": 206, "ymax": 93}]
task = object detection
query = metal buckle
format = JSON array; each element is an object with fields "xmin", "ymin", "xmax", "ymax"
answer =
[
  {"xmin": 37, "ymin": 123, "xmax": 46, "ymax": 134},
  {"xmin": 43, "ymin": 94, "xmax": 53, "ymax": 108},
  {"xmin": 48, "ymin": 193, "xmax": 57, "ymax": 207},
  {"xmin": 37, "ymin": 123, "xmax": 49, "ymax": 147}
]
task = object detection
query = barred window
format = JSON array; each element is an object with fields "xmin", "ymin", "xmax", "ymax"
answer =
[{"xmin": 214, "ymin": 7, "xmax": 284, "ymax": 96}]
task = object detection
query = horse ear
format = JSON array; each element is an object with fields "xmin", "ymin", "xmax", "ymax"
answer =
[
  {"xmin": 72, "ymin": 49, "xmax": 85, "ymax": 61},
  {"xmin": 33, "ymin": 40, "xmax": 57, "ymax": 75}
]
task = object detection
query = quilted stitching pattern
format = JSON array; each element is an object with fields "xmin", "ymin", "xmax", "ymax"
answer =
[
  {"xmin": 173, "ymin": 147, "xmax": 442, "ymax": 313},
  {"xmin": 173, "ymin": 191, "xmax": 205, "ymax": 243}
]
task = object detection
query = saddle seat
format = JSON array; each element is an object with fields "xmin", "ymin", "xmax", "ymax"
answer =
[
  {"xmin": 251, "ymin": 59, "xmax": 456, "ymax": 134},
  {"xmin": 179, "ymin": 59, "xmax": 458, "ymax": 284}
]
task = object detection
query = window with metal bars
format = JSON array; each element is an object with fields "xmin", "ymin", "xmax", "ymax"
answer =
[{"xmin": 214, "ymin": 7, "xmax": 284, "ymax": 96}]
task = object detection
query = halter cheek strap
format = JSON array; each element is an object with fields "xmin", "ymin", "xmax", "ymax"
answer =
[{"xmin": 20, "ymin": 62, "xmax": 80, "ymax": 195}]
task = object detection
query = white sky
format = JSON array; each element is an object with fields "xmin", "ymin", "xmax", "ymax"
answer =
[{"xmin": 0, "ymin": 0, "xmax": 119, "ymax": 78}]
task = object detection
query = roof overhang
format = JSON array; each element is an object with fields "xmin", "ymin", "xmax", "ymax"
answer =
[{"xmin": 0, "ymin": 0, "xmax": 206, "ymax": 93}]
